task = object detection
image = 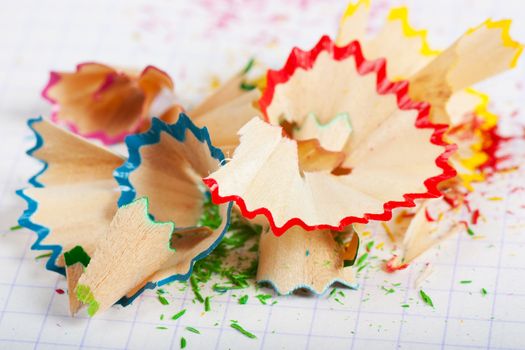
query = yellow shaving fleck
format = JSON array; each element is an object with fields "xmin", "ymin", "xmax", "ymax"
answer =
[
  {"xmin": 488, "ymin": 197, "xmax": 503, "ymax": 201},
  {"xmin": 395, "ymin": 211, "xmax": 407, "ymax": 224},
  {"xmin": 253, "ymin": 75, "xmax": 267, "ymax": 90},
  {"xmin": 210, "ymin": 76, "xmax": 221, "ymax": 90},
  {"xmin": 387, "ymin": 7, "xmax": 441, "ymax": 57},
  {"xmin": 497, "ymin": 167, "xmax": 518, "ymax": 174},
  {"xmin": 459, "ymin": 151, "xmax": 489, "ymax": 172},
  {"xmin": 458, "ymin": 173, "xmax": 484, "ymax": 192},
  {"xmin": 375, "ymin": 242, "xmax": 384, "ymax": 250},
  {"xmin": 466, "ymin": 19, "xmax": 523, "ymax": 68},
  {"xmin": 342, "ymin": 0, "xmax": 370, "ymax": 20},
  {"xmin": 381, "ymin": 223, "xmax": 396, "ymax": 242}
]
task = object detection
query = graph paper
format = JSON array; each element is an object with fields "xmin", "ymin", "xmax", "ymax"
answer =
[{"xmin": 1, "ymin": 0, "xmax": 525, "ymax": 349}]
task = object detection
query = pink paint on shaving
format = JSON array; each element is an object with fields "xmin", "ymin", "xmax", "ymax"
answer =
[
  {"xmin": 41, "ymin": 71, "xmax": 61, "ymax": 104},
  {"xmin": 50, "ymin": 113, "xmax": 142, "ymax": 145},
  {"xmin": 43, "ymin": 74, "xmax": 135, "ymax": 145},
  {"xmin": 41, "ymin": 64, "xmax": 147, "ymax": 145},
  {"xmin": 92, "ymin": 73, "xmax": 118, "ymax": 101}
]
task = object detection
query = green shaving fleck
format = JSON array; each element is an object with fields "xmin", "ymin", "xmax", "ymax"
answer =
[
  {"xmin": 171, "ymin": 309, "xmax": 186, "ymax": 321},
  {"xmin": 76, "ymin": 284, "xmax": 99, "ymax": 316},
  {"xmin": 35, "ymin": 252, "xmax": 52, "ymax": 260},
  {"xmin": 481, "ymin": 288, "xmax": 488, "ymax": 296},
  {"xmin": 9, "ymin": 225, "xmax": 22, "ymax": 231},
  {"xmin": 305, "ymin": 249, "xmax": 310, "ymax": 257},
  {"xmin": 256, "ymin": 294, "xmax": 272, "ymax": 305},
  {"xmin": 329, "ymin": 288, "xmax": 338, "ymax": 298},
  {"xmin": 158, "ymin": 295, "xmax": 169, "ymax": 305},
  {"xmin": 204, "ymin": 296, "xmax": 211, "ymax": 312},
  {"xmin": 242, "ymin": 58, "xmax": 255, "ymax": 74},
  {"xmin": 186, "ymin": 326, "xmax": 200, "ymax": 334},
  {"xmin": 401, "ymin": 304, "xmax": 410, "ymax": 308},
  {"xmin": 156, "ymin": 326, "xmax": 168, "ymax": 330},
  {"xmin": 230, "ymin": 321, "xmax": 257, "ymax": 339},
  {"xmin": 392, "ymin": 283, "xmax": 401, "ymax": 287},
  {"xmin": 226, "ymin": 272, "xmax": 250, "ymax": 288},
  {"xmin": 467, "ymin": 227, "xmax": 475, "ymax": 236},
  {"xmin": 180, "ymin": 337, "xmax": 187, "ymax": 349},
  {"xmin": 64, "ymin": 245, "xmax": 91, "ymax": 267},
  {"xmin": 419, "ymin": 289, "xmax": 434, "ymax": 308},
  {"xmin": 213, "ymin": 284, "xmax": 235, "ymax": 293},
  {"xmin": 334, "ymin": 298, "xmax": 344, "ymax": 305},
  {"xmin": 211, "ymin": 269, "xmax": 254, "ymax": 293},
  {"xmin": 160, "ymin": 314, "xmax": 164, "ymax": 320},
  {"xmin": 356, "ymin": 253, "xmax": 368, "ymax": 267},
  {"xmin": 382, "ymin": 286, "xmax": 395, "ymax": 295},
  {"xmin": 238, "ymin": 295, "xmax": 248, "ymax": 304},
  {"xmin": 365, "ymin": 241, "xmax": 374, "ymax": 251},
  {"xmin": 190, "ymin": 276, "xmax": 204, "ymax": 303},
  {"xmin": 240, "ymin": 82, "xmax": 256, "ymax": 91},
  {"xmin": 460, "ymin": 280, "xmax": 472, "ymax": 284},
  {"xmin": 357, "ymin": 263, "xmax": 368, "ymax": 272}
]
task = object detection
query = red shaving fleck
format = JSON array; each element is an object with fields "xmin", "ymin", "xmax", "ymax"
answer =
[
  {"xmin": 55, "ymin": 288, "xmax": 65, "ymax": 295},
  {"xmin": 443, "ymin": 197, "xmax": 455, "ymax": 207},
  {"xmin": 443, "ymin": 194, "xmax": 458, "ymax": 208},
  {"xmin": 384, "ymin": 255, "xmax": 409, "ymax": 273},
  {"xmin": 511, "ymin": 187, "xmax": 525, "ymax": 193},
  {"xmin": 471, "ymin": 209, "xmax": 480, "ymax": 225},
  {"xmin": 424, "ymin": 208, "xmax": 435, "ymax": 222},
  {"xmin": 464, "ymin": 199, "xmax": 472, "ymax": 213}
]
